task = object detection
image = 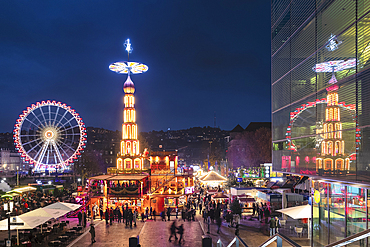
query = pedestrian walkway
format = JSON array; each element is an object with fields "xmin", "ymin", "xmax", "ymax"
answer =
[
  {"xmin": 139, "ymin": 219, "xmax": 203, "ymax": 247},
  {"xmin": 70, "ymin": 219, "xmax": 144, "ymax": 247}
]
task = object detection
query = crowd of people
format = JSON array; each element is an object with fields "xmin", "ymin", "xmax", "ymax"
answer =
[{"xmin": 0, "ymin": 189, "xmax": 74, "ymax": 219}]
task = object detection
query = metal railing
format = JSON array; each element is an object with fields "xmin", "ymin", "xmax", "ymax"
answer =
[
  {"xmin": 258, "ymin": 233, "xmax": 301, "ymax": 247},
  {"xmin": 325, "ymin": 228, "xmax": 370, "ymax": 247},
  {"xmin": 217, "ymin": 236, "xmax": 249, "ymax": 247}
]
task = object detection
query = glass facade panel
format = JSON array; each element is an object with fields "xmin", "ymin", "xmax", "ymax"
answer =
[
  {"xmin": 312, "ymin": 181, "xmax": 369, "ymax": 246},
  {"xmin": 312, "ymin": 181, "xmax": 329, "ymax": 246},
  {"xmin": 329, "ymin": 183, "xmax": 346, "ymax": 243},
  {"xmin": 272, "ymin": 0, "xmax": 370, "ymax": 184},
  {"xmin": 347, "ymin": 186, "xmax": 366, "ymax": 236}
]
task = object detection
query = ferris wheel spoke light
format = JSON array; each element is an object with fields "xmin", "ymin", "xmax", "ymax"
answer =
[
  {"xmin": 26, "ymin": 140, "xmax": 44, "ymax": 154},
  {"xmin": 22, "ymin": 138, "xmax": 41, "ymax": 147},
  {"xmin": 52, "ymin": 141, "xmax": 64, "ymax": 165},
  {"xmin": 56, "ymin": 110, "xmax": 69, "ymax": 128},
  {"xmin": 31, "ymin": 111, "xmax": 45, "ymax": 129},
  {"xmin": 39, "ymin": 106, "xmax": 48, "ymax": 124},
  {"xmin": 24, "ymin": 117, "xmax": 40, "ymax": 129},
  {"xmin": 60, "ymin": 116, "xmax": 76, "ymax": 128},
  {"xmin": 48, "ymin": 105, "xmax": 51, "ymax": 122},
  {"xmin": 55, "ymin": 141, "xmax": 70, "ymax": 158},
  {"xmin": 37, "ymin": 141, "xmax": 49, "ymax": 165},
  {"xmin": 63, "ymin": 133, "xmax": 81, "ymax": 136},
  {"xmin": 20, "ymin": 134, "xmax": 39, "ymax": 138},
  {"xmin": 61, "ymin": 124, "xmax": 80, "ymax": 132},
  {"xmin": 53, "ymin": 107, "xmax": 60, "ymax": 126}
]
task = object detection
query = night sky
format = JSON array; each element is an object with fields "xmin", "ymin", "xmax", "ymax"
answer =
[{"xmin": 0, "ymin": 1, "xmax": 271, "ymax": 133}]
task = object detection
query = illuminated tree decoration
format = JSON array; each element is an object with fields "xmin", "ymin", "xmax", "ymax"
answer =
[
  {"xmin": 13, "ymin": 101, "xmax": 87, "ymax": 172},
  {"xmin": 109, "ymin": 39, "xmax": 148, "ymax": 172}
]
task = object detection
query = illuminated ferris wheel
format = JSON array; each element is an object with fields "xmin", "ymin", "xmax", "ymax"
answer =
[{"xmin": 13, "ymin": 101, "xmax": 87, "ymax": 172}]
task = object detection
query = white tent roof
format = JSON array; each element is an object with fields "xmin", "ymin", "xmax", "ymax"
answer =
[
  {"xmin": 0, "ymin": 215, "xmax": 49, "ymax": 230},
  {"xmin": 276, "ymin": 204, "xmax": 311, "ymax": 219},
  {"xmin": 0, "ymin": 202, "xmax": 82, "ymax": 230},
  {"xmin": 44, "ymin": 202, "xmax": 79, "ymax": 211},
  {"xmin": 59, "ymin": 202, "xmax": 82, "ymax": 211}
]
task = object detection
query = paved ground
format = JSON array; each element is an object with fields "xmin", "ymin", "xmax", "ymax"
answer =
[
  {"xmin": 0, "ymin": 212, "xmax": 311, "ymax": 246},
  {"xmin": 70, "ymin": 217, "xmax": 203, "ymax": 247}
]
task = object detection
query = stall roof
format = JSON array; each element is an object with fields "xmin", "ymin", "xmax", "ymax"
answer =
[
  {"xmin": 106, "ymin": 175, "xmax": 148, "ymax": 181},
  {"xmin": 201, "ymin": 171, "xmax": 227, "ymax": 182},
  {"xmin": 12, "ymin": 186, "xmax": 37, "ymax": 194},
  {"xmin": 89, "ymin": 175, "xmax": 114, "ymax": 180}
]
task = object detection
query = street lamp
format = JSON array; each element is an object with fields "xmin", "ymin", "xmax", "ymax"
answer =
[
  {"xmin": 16, "ymin": 166, "xmax": 19, "ymax": 187},
  {"xmin": 4, "ymin": 200, "xmax": 13, "ymax": 245}
]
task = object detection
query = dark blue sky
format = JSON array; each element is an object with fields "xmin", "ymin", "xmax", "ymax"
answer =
[{"xmin": 0, "ymin": 1, "xmax": 271, "ymax": 133}]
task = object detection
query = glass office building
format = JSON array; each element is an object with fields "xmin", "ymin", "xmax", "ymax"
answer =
[{"xmin": 272, "ymin": 0, "xmax": 370, "ymax": 245}]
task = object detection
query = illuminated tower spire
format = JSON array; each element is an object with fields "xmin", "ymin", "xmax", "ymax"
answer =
[{"xmin": 109, "ymin": 39, "xmax": 148, "ymax": 172}]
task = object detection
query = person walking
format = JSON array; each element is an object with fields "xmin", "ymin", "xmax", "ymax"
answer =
[
  {"xmin": 152, "ymin": 209, "xmax": 156, "ymax": 221},
  {"xmin": 77, "ymin": 211, "xmax": 82, "ymax": 226},
  {"xmin": 175, "ymin": 206, "xmax": 178, "ymax": 219},
  {"xmin": 275, "ymin": 217, "xmax": 280, "ymax": 233},
  {"xmin": 83, "ymin": 210, "xmax": 87, "ymax": 228},
  {"xmin": 269, "ymin": 217, "xmax": 276, "ymax": 236},
  {"xmin": 167, "ymin": 207, "xmax": 171, "ymax": 221},
  {"xmin": 235, "ymin": 224, "xmax": 239, "ymax": 236},
  {"xmin": 177, "ymin": 224, "xmax": 184, "ymax": 245},
  {"xmin": 105, "ymin": 210, "xmax": 109, "ymax": 225},
  {"xmin": 264, "ymin": 207, "xmax": 270, "ymax": 224},
  {"xmin": 99, "ymin": 206, "xmax": 103, "ymax": 221},
  {"xmin": 168, "ymin": 221, "xmax": 178, "ymax": 242},
  {"xmin": 117, "ymin": 208, "xmax": 122, "ymax": 223},
  {"xmin": 109, "ymin": 209, "xmax": 114, "ymax": 225},
  {"xmin": 181, "ymin": 209, "xmax": 186, "ymax": 221},
  {"xmin": 125, "ymin": 209, "xmax": 129, "ymax": 226},
  {"xmin": 133, "ymin": 209, "xmax": 137, "ymax": 226},
  {"xmin": 216, "ymin": 217, "xmax": 222, "ymax": 234},
  {"xmin": 206, "ymin": 215, "xmax": 211, "ymax": 234},
  {"xmin": 89, "ymin": 223, "xmax": 96, "ymax": 244},
  {"xmin": 128, "ymin": 209, "xmax": 133, "ymax": 228}
]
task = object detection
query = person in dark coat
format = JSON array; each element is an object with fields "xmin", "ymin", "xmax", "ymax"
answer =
[
  {"xmin": 89, "ymin": 223, "xmax": 96, "ymax": 244},
  {"xmin": 99, "ymin": 206, "xmax": 103, "ymax": 221},
  {"xmin": 269, "ymin": 217, "xmax": 276, "ymax": 236},
  {"xmin": 125, "ymin": 209, "xmax": 129, "ymax": 226},
  {"xmin": 77, "ymin": 211, "xmax": 82, "ymax": 226},
  {"xmin": 128, "ymin": 209, "xmax": 133, "ymax": 228},
  {"xmin": 105, "ymin": 210, "xmax": 109, "ymax": 225},
  {"xmin": 177, "ymin": 224, "xmax": 184, "ymax": 244},
  {"xmin": 152, "ymin": 209, "xmax": 156, "ymax": 221},
  {"xmin": 235, "ymin": 224, "xmax": 239, "ymax": 236},
  {"xmin": 168, "ymin": 221, "xmax": 178, "ymax": 242},
  {"xmin": 216, "ymin": 217, "xmax": 222, "ymax": 234},
  {"xmin": 109, "ymin": 209, "xmax": 114, "ymax": 225},
  {"xmin": 83, "ymin": 211, "xmax": 87, "ymax": 228},
  {"xmin": 117, "ymin": 209, "xmax": 122, "ymax": 223},
  {"xmin": 167, "ymin": 207, "xmax": 171, "ymax": 221},
  {"xmin": 264, "ymin": 207, "xmax": 270, "ymax": 223}
]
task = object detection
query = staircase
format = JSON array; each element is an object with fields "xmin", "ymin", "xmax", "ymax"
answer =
[{"xmin": 150, "ymin": 172, "xmax": 177, "ymax": 194}]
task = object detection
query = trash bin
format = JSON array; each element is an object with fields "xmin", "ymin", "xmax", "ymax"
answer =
[
  {"xmin": 202, "ymin": 235, "xmax": 212, "ymax": 247},
  {"xmin": 129, "ymin": 235, "xmax": 139, "ymax": 247}
]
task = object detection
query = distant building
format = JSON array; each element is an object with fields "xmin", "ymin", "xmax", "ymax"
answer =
[{"xmin": 0, "ymin": 149, "xmax": 24, "ymax": 171}]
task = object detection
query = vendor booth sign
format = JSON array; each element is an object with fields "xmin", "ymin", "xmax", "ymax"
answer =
[{"xmin": 184, "ymin": 186, "xmax": 194, "ymax": 194}]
